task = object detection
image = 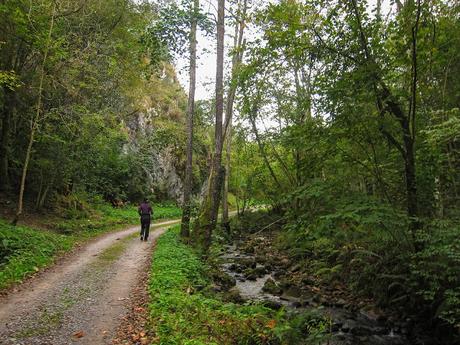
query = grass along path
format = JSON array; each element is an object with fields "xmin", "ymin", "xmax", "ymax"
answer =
[
  {"xmin": 0, "ymin": 204, "xmax": 181, "ymax": 291},
  {"xmin": 0, "ymin": 219, "xmax": 179, "ymax": 344},
  {"xmin": 147, "ymin": 226, "xmax": 282, "ymax": 345}
]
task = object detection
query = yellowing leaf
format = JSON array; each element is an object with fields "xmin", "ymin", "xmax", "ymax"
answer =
[{"xmin": 266, "ymin": 319, "xmax": 276, "ymax": 329}]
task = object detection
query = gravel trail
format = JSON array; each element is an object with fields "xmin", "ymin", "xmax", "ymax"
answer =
[{"xmin": 0, "ymin": 219, "xmax": 180, "ymax": 345}]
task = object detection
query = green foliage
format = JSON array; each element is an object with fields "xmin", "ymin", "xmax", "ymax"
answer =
[
  {"xmin": 278, "ymin": 179, "xmax": 460, "ymax": 328},
  {"xmin": 279, "ymin": 181, "xmax": 411, "ymax": 297},
  {"xmin": 0, "ymin": 69, "xmax": 21, "ymax": 90},
  {"xmin": 0, "ymin": 220, "xmax": 74, "ymax": 290},
  {"xmin": 272, "ymin": 311, "xmax": 331, "ymax": 345},
  {"xmin": 229, "ymin": 0, "xmax": 460, "ymax": 334},
  {"xmin": 411, "ymin": 220, "xmax": 460, "ymax": 328},
  {"xmin": 149, "ymin": 227, "xmax": 330, "ymax": 344},
  {"xmin": 0, "ymin": 0, "xmax": 194, "ymax": 207},
  {"xmin": 143, "ymin": 0, "xmax": 214, "ymax": 65},
  {"xmin": 53, "ymin": 200, "xmax": 181, "ymax": 234},
  {"xmin": 149, "ymin": 228, "xmax": 285, "ymax": 344},
  {"xmin": 0, "ymin": 202, "xmax": 181, "ymax": 290}
]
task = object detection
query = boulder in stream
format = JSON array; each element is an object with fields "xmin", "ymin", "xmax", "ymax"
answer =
[
  {"xmin": 255, "ymin": 254, "xmax": 267, "ymax": 264},
  {"xmin": 284, "ymin": 286, "xmax": 302, "ymax": 298},
  {"xmin": 262, "ymin": 278, "xmax": 283, "ymax": 295},
  {"xmin": 211, "ymin": 269, "xmax": 236, "ymax": 290},
  {"xmin": 238, "ymin": 258, "xmax": 257, "ymax": 269},
  {"xmin": 289, "ymin": 263, "xmax": 302, "ymax": 272},
  {"xmin": 223, "ymin": 287, "xmax": 245, "ymax": 304},
  {"xmin": 262, "ymin": 300, "xmax": 283, "ymax": 310},
  {"xmin": 243, "ymin": 268, "xmax": 258, "ymax": 280}
]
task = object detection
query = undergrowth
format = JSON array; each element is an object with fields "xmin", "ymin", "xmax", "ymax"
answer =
[
  {"xmin": 53, "ymin": 202, "xmax": 181, "ymax": 234},
  {"xmin": 148, "ymin": 228, "xmax": 280, "ymax": 344},
  {"xmin": 0, "ymin": 220, "xmax": 74, "ymax": 290},
  {"xmin": 148, "ymin": 227, "xmax": 330, "ymax": 345},
  {"xmin": 0, "ymin": 203, "xmax": 181, "ymax": 291}
]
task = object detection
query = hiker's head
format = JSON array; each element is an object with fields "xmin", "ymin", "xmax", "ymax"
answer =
[{"xmin": 143, "ymin": 198, "xmax": 148, "ymax": 203}]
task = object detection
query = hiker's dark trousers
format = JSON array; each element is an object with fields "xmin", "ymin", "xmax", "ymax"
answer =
[{"xmin": 140, "ymin": 214, "xmax": 151, "ymax": 240}]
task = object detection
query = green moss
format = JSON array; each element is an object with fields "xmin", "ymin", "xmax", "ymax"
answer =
[
  {"xmin": 96, "ymin": 241, "xmax": 127, "ymax": 263},
  {"xmin": 16, "ymin": 308, "xmax": 64, "ymax": 338}
]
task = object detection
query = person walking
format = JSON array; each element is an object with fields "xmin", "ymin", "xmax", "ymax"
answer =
[{"xmin": 138, "ymin": 198, "xmax": 153, "ymax": 241}]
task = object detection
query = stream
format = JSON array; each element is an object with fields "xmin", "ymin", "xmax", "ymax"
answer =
[{"xmin": 219, "ymin": 242, "xmax": 428, "ymax": 345}]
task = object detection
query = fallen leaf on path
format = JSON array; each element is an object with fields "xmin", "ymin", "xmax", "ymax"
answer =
[
  {"xmin": 134, "ymin": 307, "xmax": 145, "ymax": 313},
  {"xmin": 73, "ymin": 330, "xmax": 85, "ymax": 338},
  {"xmin": 140, "ymin": 337, "xmax": 149, "ymax": 344},
  {"xmin": 140, "ymin": 331, "xmax": 146, "ymax": 337}
]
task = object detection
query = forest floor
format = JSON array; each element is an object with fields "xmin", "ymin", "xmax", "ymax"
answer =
[{"xmin": 0, "ymin": 219, "xmax": 180, "ymax": 345}]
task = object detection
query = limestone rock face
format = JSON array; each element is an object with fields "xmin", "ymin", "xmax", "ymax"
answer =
[{"xmin": 125, "ymin": 110, "xmax": 184, "ymax": 202}]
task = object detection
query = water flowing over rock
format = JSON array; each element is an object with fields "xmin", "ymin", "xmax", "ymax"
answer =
[{"xmin": 218, "ymin": 241, "xmax": 427, "ymax": 345}]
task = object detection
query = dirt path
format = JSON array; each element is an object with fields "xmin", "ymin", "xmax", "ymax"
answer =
[{"xmin": 0, "ymin": 219, "xmax": 180, "ymax": 345}]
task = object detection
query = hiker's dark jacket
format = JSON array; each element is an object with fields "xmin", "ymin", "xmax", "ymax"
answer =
[{"xmin": 138, "ymin": 202, "xmax": 152, "ymax": 222}]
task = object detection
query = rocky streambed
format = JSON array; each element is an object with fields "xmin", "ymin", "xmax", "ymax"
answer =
[{"xmin": 217, "ymin": 235, "xmax": 440, "ymax": 345}]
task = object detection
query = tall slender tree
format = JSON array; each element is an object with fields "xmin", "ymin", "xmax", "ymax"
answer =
[
  {"xmin": 222, "ymin": 0, "xmax": 248, "ymax": 229},
  {"xmin": 192, "ymin": 0, "xmax": 225, "ymax": 253},
  {"xmin": 348, "ymin": 0, "xmax": 422, "ymax": 239},
  {"xmin": 13, "ymin": 1, "xmax": 57, "ymax": 225},
  {"xmin": 180, "ymin": 0, "xmax": 199, "ymax": 238}
]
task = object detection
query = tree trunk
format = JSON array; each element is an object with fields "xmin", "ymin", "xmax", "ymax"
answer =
[
  {"xmin": 180, "ymin": 0, "xmax": 199, "ymax": 239},
  {"xmin": 0, "ymin": 89, "xmax": 14, "ymax": 191},
  {"xmin": 12, "ymin": 2, "xmax": 56, "ymax": 225},
  {"xmin": 192, "ymin": 0, "xmax": 225, "ymax": 254},
  {"xmin": 350, "ymin": 0, "xmax": 421, "ymax": 243},
  {"xmin": 222, "ymin": 0, "xmax": 247, "ymax": 230},
  {"xmin": 404, "ymin": 129, "xmax": 419, "ymax": 233},
  {"xmin": 248, "ymin": 100, "xmax": 282, "ymax": 190},
  {"xmin": 222, "ymin": 121, "xmax": 232, "ymax": 231}
]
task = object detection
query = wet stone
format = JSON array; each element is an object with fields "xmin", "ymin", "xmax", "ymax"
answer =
[
  {"xmin": 334, "ymin": 299, "xmax": 347, "ymax": 308},
  {"xmin": 263, "ymin": 300, "xmax": 284, "ymax": 310},
  {"xmin": 262, "ymin": 278, "xmax": 283, "ymax": 295},
  {"xmin": 273, "ymin": 270, "xmax": 285, "ymax": 279},
  {"xmin": 253, "ymin": 266, "xmax": 267, "ymax": 277},
  {"xmin": 350, "ymin": 325, "xmax": 374, "ymax": 336},
  {"xmin": 238, "ymin": 258, "xmax": 256, "ymax": 269},
  {"xmin": 284, "ymin": 286, "xmax": 302, "ymax": 298},
  {"xmin": 332, "ymin": 321, "xmax": 343, "ymax": 332},
  {"xmin": 224, "ymin": 287, "xmax": 245, "ymax": 304},
  {"xmin": 255, "ymin": 255, "xmax": 267, "ymax": 264}
]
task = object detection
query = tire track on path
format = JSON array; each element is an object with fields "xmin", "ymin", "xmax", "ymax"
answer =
[{"xmin": 0, "ymin": 219, "xmax": 180, "ymax": 345}]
